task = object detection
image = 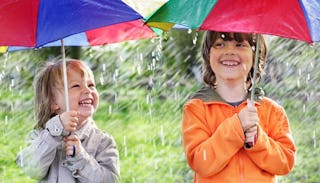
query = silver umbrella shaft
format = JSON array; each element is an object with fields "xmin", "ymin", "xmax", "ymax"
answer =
[{"xmin": 61, "ymin": 39, "xmax": 70, "ymax": 111}]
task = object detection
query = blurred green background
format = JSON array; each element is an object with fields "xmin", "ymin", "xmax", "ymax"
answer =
[{"xmin": 0, "ymin": 30, "xmax": 319, "ymax": 182}]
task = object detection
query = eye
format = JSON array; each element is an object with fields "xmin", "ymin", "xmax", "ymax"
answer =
[
  {"xmin": 236, "ymin": 42, "xmax": 249, "ymax": 48},
  {"xmin": 71, "ymin": 84, "xmax": 80, "ymax": 88},
  {"xmin": 88, "ymin": 83, "xmax": 95, "ymax": 88},
  {"xmin": 212, "ymin": 42, "xmax": 224, "ymax": 48}
]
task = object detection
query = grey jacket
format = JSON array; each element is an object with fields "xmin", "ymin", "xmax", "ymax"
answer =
[{"xmin": 16, "ymin": 116, "xmax": 120, "ymax": 183}]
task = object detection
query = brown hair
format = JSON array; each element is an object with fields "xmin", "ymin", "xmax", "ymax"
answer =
[
  {"xmin": 34, "ymin": 59, "xmax": 94, "ymax": 129},
  {"xmin": 201, "ymin": 31, "xmax": 267, "ymax": 89}
]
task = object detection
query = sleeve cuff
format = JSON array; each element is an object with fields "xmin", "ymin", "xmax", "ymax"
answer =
[{"xmin": 45, "ymin": 115, "xmax": 70, "ymax": 137}]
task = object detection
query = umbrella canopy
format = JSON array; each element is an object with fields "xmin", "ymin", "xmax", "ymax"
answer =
[
  {"xmin": 0, "ymin": 0, "xmax": 146, "ymax": 47},
  {"xmin": 146, "ymin": 0, "xmax": 320, "ymax": 43},
  {"xmin": 0, "ymin": 0, "xmax": 168, "ymax": 52}
]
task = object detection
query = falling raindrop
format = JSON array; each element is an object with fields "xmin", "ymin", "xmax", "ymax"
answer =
[
  {"xmin": 119, "ymin": 55, "xmax": 124, "ymax": 62},
  {"xmin": 192, "ymin": 32, "xmax": 198, "ymax": 45},
  {"xmin": 160, "ymin": 125, "xmax": 165, "ymax": 146},
  {"xmin": 99, "ymin": 73, "xmax": 104, "ymax": 85},
  {"xmin": 296, "ymin": 79, "xmax": 300, "ymax": 88},
  {"xmin": 146, "ymin": 94, "xmax": 151, "ymax": 104},
  {"xmin": 123, "ymin": 136, "xmax": 126, "ymax": 146},
  {"xmin": 89, "ymin": 48, "xmax": 93, "ymax": 59},
  {"xmin": 102, "ymin": 63, "xmax": 106, "ymax": 72},
  {"xmin": 3, "ymin": 52, "xmax": 9, "ymax": 68},
  {"xmin": 312, "ymin": 130, "xmax": 317, "ymax": 148},
  {"xmin": 5, "ymin": 115, "xmax": 8, "ymax": 125},
  {"xmin": 137, "ymin": 63, "xmax": 142, "ymax": 75},
  {"xmin": 306, "ymin": 73, "xmax": 310, "ymax": 83},
  {"xmin": 108, "ymin": 105, "xmax": 112, "ymax": 114},
  {"xmin": 154, "ymin": 160, "xmax": 159, "ymax": 170},
  {"xmin": 19, "ymin": 146, "xmax": 24, "ymax": 167}
]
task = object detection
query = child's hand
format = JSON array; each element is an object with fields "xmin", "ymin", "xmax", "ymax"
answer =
[
  {"xmin": 64, "ymin": 134, "xmax": 81, "ymax": 157},
  {"xmin": 238, "ymin": 100, "xmax": 259, "ymax": 132},
  {"xmin": 59, "ymin": 111, "xmax": 79, "ymax": 132},
  {"xmin": 245, "ymin": 125, "xmax": 257, "ymax": 140}
]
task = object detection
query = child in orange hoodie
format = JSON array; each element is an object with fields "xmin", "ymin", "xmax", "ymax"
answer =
[{"xmin": 181, "ymin": 31, "xmax": 296, "ymax": 183}]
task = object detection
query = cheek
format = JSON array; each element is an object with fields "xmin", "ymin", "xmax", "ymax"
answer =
[
  {"xmin": 209, "ymin": 55, "xmax": 220, "ymax": 72},
  {"xmin": 93, "ymin": 91, "xmax": 100, "ymax": 107}
]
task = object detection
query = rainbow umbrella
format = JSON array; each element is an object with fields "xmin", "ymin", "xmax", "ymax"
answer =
[
  {"xmin": 146, "ymin": 0, "xmax": 320, "ymax": 43},
  {"xmin": 0, "ymin": 0, "xmax": 167, "ymax": 52}
]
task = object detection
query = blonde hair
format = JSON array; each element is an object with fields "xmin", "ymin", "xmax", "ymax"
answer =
[
  {"xmin": 34, "ymin": 59, "xmax": 94, "ymax": 129},
  {"xmin": 201, "ymin": 31, "xmax": 267, "ymax": 89}
]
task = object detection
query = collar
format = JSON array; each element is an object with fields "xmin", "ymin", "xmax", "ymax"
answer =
[
  {"xmin": 190, "ymin": 86, "xmax": 264, "ymax": 103},
  {"xmin": 74, "ymin": 118, "xmax": 96, "ymax": 140}
]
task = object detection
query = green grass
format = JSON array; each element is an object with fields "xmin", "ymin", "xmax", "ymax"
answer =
[{"xmin": 1, "ymin": 83, "xmax": 320, "ymax": 182}]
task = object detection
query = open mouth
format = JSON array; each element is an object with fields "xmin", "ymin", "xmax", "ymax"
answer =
[
  {"xmin": 79, "ymin": 99, "xmax": 93, "ymax": 106},
  {"xmin": 221, "ymin": 60, "xmax": 240, "ymax": 66}
]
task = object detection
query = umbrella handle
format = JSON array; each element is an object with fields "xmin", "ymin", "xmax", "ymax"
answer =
[{"xmin": 249, "ymin": 34, "xmax": 261, "ymax": 106}]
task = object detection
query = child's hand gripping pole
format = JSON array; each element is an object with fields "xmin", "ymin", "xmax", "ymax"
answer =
[{"xmin": 244, "ymin": 100, "xmax": 258, "ymax": 148}]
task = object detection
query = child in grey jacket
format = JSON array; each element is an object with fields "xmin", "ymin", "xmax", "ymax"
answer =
[{"xmin": 17, "ymin": 60, "xmax": 119, "ymax": 183}]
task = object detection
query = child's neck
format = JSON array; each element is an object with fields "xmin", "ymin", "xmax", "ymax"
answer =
[
  {"xmin": 76, "ymin": 118, "xmax": 90, "ymax": 130},
  {"xmin": 215, "ymin": 82, "xmax": 248, "ymax": 103}
]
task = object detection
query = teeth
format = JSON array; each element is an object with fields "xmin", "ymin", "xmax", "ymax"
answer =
[
  {"xmin": 222, "ymin": 61, "xmax": 239, "ymax": 66},
  {"xmin": 79, "ymin": 99, "xmax": 92, "ymax": 104}
]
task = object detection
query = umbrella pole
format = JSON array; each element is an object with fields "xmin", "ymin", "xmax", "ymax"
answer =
[
  {"xmin": 249, "ymin": 34, "xmax": 261, "ymax": 106},
  {"xmin": 61, "ymin": 39, "xmax": 70, "ymax": 111},
  {"xmin": 61, "ymin": 40, "xmax": 75, "ymax": 156}
]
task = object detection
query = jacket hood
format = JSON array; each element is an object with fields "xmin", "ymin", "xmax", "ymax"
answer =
[{"xmin": 190, "ymin": 86, "xmax": 264, "ymax": 103}]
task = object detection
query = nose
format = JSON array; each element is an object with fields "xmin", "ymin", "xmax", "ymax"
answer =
[
  {"xmin": 224, "ymin": 43, "xmax": 236, "ymax": 55},
  {"xmin": 83, "ymin": 85, "xmax": 90, "ymax": 94}
]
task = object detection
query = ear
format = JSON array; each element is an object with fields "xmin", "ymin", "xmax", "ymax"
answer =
[
  {"xmin": 51, "ymin": 103, "xmax": 60, "ymax": 111},
  {"xmin": 50, "ymin": 96, "xmax": 60, "ymax": 111}
]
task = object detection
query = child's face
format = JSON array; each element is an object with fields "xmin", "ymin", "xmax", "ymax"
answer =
[
  {"xmin": 209, "ymin": 37, "xmax": 253, "ymax": 84},
  {"xmin": 53, "ymin": 68, "xmax": 99, "ymax": 121}
]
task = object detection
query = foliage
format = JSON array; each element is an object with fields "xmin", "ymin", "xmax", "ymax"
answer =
[{"xmin": 0, "ymin": 30, "xmax": 320, "ymax": 182}]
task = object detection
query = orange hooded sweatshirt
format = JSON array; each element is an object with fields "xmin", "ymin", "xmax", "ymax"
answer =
[{"xmin": 182, "ymin": 87, "xmax": 296, "ymax": 183}]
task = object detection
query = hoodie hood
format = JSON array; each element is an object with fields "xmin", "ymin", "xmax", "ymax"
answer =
[{"xmin": 190, "ymin": 86, "xmax": 264, "ymax": 103}]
